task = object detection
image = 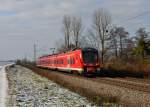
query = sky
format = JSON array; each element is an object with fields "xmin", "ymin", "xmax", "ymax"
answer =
[{"xmin": 0, "ymin": 0, "xmax": 150, "ymax": 61}]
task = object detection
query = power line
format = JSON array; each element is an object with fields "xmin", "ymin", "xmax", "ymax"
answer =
[
  {"xmin": 116, "ymin": 10, "xmax": 150, "ymax": 26},
  {"xmin": 124, "ymin": 10, "xmax": 150, "ymax": 22}
]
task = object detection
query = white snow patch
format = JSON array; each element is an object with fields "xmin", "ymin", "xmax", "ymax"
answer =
[{"xmin": 0, "ymin": 64, "xmax": 14, "ymax": 107}]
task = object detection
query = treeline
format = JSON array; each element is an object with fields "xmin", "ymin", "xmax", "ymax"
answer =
[{"xmin": 55, "ymin": 8, "xmax": 150, "ymax": 73}]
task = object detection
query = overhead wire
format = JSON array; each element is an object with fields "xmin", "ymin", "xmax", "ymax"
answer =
[{"xmin": 114, "ymin": 10, "xmax": 150, "ymax": 28}]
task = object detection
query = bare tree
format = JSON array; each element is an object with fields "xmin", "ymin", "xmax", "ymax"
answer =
[
  {"xmin": 110, "ymin": 27, "xmax": 118, "ymax": 58},
  {"xmin": 72, "ymin": 16, "xmax": 82, "ymax": 48},
  {"xmin": 136, "ymin": 28, "xmax": 149, "ymax": 40},
  {"xmin": 92, "ymin": 8, "xmax": 111, "ymax": 64},
  {"xmin": 115, "ymin": 27, "xmax": 129, "ymax": 57},
  {"xmin": 86, "ymin": 29, "xmax": 100, "ymax": 49},
  {"xmin": 62, "ymin": 15, "xmax": 72, "ymax": 50},
  {"xmin": 124, "ymin": 38, "xmax": 134, "ymax": 58},
  {"xmin": 55, "ymin": 38, "xmax": 66, "ymax": 53},
  {"xmin": 109, "ymin": 27, "xmax": 129, "ymax": 58}
]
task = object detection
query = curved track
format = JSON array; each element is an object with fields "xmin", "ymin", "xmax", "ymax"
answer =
[
  {"xmin": 125, "ymin": 77, "xmax": 150, "ymax": 84},
  {"xmin": 49, "ymin": 69, "xmax": 150, "ymax": 93},
  {"xmin": 92, "ymin": 77, "xmax": 150, "ymax": 93},
  {"xmin": 44, "ymin": 68, "xmax": 150, "ymax": 93},
  {"xmin": 26, "ymin": 65, "xmax": 150, "ymax": 93}
]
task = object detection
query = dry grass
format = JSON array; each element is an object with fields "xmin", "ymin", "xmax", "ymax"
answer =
[{"xmin": 105, "ymin": 57, "xmax": 150, "ymax": 78}]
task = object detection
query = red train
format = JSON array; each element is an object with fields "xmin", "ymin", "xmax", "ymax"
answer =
[{"xmin": 36, "ymin": 47, "xmax": 100, "ymax": 75}]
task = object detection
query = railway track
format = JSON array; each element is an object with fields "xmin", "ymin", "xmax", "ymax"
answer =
[
  {"xmin": 48, "ymin": 70, "xmax": 150, "ymax": 93},
  {"xmin": 22, "ymin": 65, "xmax": 150, "ymax": 106},
  {"xmin": 43, "ymin": 69, "xmax": 150, "ymax": 93},
  {"xmin": 105, "ymin": 77, "xmax": 150, "ymax": 86},
  {"xmin": 125, "ymin": 77, "xmax": 150, "ymax": 84},
  {"xmin": 26, "ymin": 65, "xmax": 150, "ymax": 93},
  {"xmin": 92, "ymin": 77, "xmax": 150, "ymax": 93}
]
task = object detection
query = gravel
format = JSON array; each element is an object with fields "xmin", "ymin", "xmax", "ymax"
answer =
[{"xmin": 6, "ymin": 65, "xmax": 96, "ymax": 107}]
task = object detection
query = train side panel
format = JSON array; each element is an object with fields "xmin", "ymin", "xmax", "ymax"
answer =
[
  {"xmin": 36, "ymin": 50, "xmax": 84, "ymax": 74},
  {"xmin": 56, "ymin": 50, "xmax": 84, "ymax": 73},
  {"xmin": 36, "ymin": 48, "xmax": 100, "ymax": 75}
]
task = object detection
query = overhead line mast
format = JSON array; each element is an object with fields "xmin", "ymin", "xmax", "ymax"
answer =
[{"xmin": 34, "ymin": 44, "xmax": 37, "ymax": 63}]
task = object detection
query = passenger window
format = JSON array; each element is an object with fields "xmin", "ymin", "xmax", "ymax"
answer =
[{"xmin": 73, "ymin": 58, "xmax": 75, "ymax": 64}]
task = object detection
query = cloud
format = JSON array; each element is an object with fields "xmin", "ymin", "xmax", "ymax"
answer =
[{"xmin": 0, "ymin": 0, "xmax": 149, "ymax": 60}]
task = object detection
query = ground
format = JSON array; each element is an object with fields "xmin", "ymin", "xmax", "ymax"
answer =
[{"xmin": 6, "ymin": 65, "xmax": 96, "ymax": 107}]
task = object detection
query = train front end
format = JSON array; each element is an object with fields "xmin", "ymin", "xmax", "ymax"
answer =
[{"xmin": 82, "ymin": 48, "xmax": 100, "ymax": 75}]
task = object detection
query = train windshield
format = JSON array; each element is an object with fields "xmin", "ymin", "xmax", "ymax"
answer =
[{"xmin": 83, "ymin": 50, "xmax": 98, "ymax": 64}]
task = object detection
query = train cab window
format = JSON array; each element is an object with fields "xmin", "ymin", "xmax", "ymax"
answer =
[{"xmin": 83, "ymin": 50, "xmax": 98, "ymax": 64}]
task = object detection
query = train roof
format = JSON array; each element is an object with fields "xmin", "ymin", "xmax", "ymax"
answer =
[
  {"xmin": 82, "ymin": 47, "xmax": 98, "ymax": 52},
  {"xmin": 38, "ymin": 47, "xmax": 97, "ymax": 59}
]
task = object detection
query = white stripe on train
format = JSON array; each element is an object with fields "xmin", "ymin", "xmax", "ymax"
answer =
[{"xmin": 37, "ymin": 65, "xmax": 83, "ymax": 73}]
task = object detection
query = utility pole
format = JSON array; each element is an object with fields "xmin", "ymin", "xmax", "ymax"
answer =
[
  {"xmin": 24, "ymin": 53, "xmax": 27, "ymax": 64},
  {"xmin": 33, "ymin": 44, "xmax": 36, "ymax": 63}
]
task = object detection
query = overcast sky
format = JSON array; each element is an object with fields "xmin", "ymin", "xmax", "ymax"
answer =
[{"xmin": 0, "ymin": 0, "xmax": 150, "ymax": 61}]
